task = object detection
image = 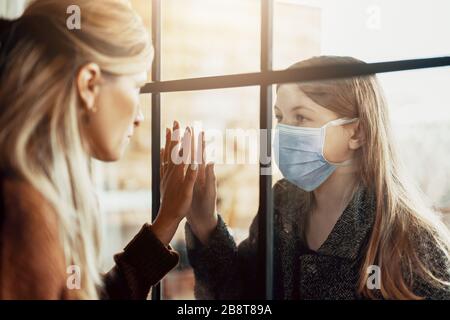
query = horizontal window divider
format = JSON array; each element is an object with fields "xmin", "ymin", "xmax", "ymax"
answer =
[{"xmin": 141, "ymin": 56, "xmax": 450, "ymax": 94}]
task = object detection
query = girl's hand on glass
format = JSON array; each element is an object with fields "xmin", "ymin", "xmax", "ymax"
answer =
[{"xmin": 186, "ymin": 131, "xmax": 218, "ymax": 245}]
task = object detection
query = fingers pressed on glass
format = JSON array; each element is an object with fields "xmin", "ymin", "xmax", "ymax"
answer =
[
  {"xmin": 190, "ymin": 126, "xmax": 195, "ymax": 165},
  {"xmin": 163, "ymin": 128, "xmax": 173, "ymax": 177},
  {"xmin": 160, "ymin": 147, "xmax": 164, "ymax": 179},
  {"xmin": 166, "ymin": 123, "xmax": 182, "ymax": 173},
  {"xmin": 196, "ymin": 131, "xmax": 206, "ymax": 183},
  {"xmin": 201, "ymin": 131, "xmax": 206, "ymax": 164},
  {"xmin": 172, "ymin": 120, "xmax": 180, "ymax": 142},
  {"xmin": 179, "ymin": 127, "xmax": 191, "ymax": 166},
  {"xmin": 185, "ymin": 127, "xmax": 198, "ymax": 187}
]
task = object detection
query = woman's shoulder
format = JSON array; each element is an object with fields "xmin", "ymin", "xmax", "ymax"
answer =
[
  {"xmin": 0, "ymin": 175, "xmax": 67, "ymax": 299},
  {"xmin": 0, "ymin": 175, "xmax": 61, "ymax": 250},
  {"xmin": 1, "ymin": 175, "xmax": 57, "ymax": 223}
]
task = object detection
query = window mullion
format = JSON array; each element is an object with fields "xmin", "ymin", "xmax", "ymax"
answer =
[
  {"xmin": 258, "ymin": 0, "xmax": 274, "ymax": 300},
  {"xmin": 151, "ymin": 0, "xmax": 162, "ymax": 301}
]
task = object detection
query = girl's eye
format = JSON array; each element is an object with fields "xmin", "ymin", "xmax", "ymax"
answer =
[
  {"xmin": 275, "ymin": 115, "xmax": 282, "ymax": 122},
  {"xmin": 296, "ymin": 114, "xmax": 306, "ymax": 122}
]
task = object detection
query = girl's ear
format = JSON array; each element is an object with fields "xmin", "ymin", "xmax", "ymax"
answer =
[{"xmin": 348, "ymin": 120, "xmax": 365, "ymax": 150}]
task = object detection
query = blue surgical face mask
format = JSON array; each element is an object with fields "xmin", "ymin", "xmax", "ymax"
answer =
[{"xmin": 273, "ymin": 118, "xmax": 359, "ymax": 192}]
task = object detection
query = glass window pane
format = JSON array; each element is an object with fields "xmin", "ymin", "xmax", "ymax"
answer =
[
  {"xmin": 130, "ymin": 0, "xmax": 153, "ymax": 81},
  {"xmin": 161, "ymin": 0, "xmax": 260, "ymax": 80},
  {"xmin": 379, "ymin": 67, "xmax": 450, "ymax": 212},
  {"xmin": 160, "ymin": 87, "xmax": 260, "ymax": 299},
  {"xmin": 271, "ymin": 67, "xmax": 450, "ymax": 298},
  {"xmin": 273, "ymin": 67, "xmax": 450, "ymax": 212},
  {"xmin": 274, "ymin": 0, "xmax": 321, "ymax": 70},
  {"xmin": 274, "ymin": 0, "xmax": 450, "ymax": 70}
]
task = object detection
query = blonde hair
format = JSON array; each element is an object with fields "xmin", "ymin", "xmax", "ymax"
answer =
[
  {"xmin": 0, "ymin": 0, "xmax": 152, "ymax": 299},
  {"xmin": 285, "ymin": 56, "xmax": 450, "ymax": 299}
]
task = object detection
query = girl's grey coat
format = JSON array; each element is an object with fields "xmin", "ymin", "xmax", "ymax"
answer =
[{"xmin": 185, "ymin": 179, "xmax": 450, "ymax": 300}]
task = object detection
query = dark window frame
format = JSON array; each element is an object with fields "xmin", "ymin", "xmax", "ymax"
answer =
[{"xmin": 143, "ymin": 0, "xmax": 450, "ymax": 300}]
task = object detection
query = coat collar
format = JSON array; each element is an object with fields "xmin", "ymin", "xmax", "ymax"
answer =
[
  {"xmin": 315, "ymin": 186, "xmax": 376, "ymax": 260},
  {"xmin": 274, "ymin": 179, "xmax": 376, "ymax": 261}
]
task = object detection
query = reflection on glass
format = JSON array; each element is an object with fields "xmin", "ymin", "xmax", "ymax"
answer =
[
  {"xmin": 161, "ymin": 87, "xmax": 260, "ymax": 299},
  {"xmin": 96, "ymin": 0, "xmax": 450, "ymax": 300},
  {"xmin": 379, "ymin": 67, "xmax": 450, "ymax": 213},
  {"xmin": 161, "ymin": 0, "xmax": 260, "ymax": 80},
  {"xmin": 274, "ymin": 0, "xmax": 450, "ymax": 69},
  {"xmin": 270, "ymin": 57, "xmax": 450, "ymax": 299}
]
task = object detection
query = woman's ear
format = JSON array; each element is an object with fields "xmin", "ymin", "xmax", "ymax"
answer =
[
  {"xmin": 348, "ymin": 120, "xmax": 365, "ymax": 150},
  {"xmin": 77, "ymin": 63, "xmax": 102, "ymax": 112}
]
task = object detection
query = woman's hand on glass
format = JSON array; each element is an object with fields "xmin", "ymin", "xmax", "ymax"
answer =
[{"xmin": 152, "ymin": 121, "xmax": 198, "ymax": 245}]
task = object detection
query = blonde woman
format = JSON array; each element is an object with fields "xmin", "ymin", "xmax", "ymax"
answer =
[
  {"xmin": 185, "ymin": 56, "xmax": 450, "ymax": 299},
  {"xmin": 0, "ymin": 0, "xmax": 200, "ymax": 299}
]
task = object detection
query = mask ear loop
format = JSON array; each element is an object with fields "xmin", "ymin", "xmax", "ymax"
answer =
[{"xmin": 320, "ymin": 118, "xmax": 359, "ymax": 166}]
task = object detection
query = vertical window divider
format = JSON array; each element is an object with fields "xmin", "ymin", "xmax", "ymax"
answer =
[
  {"xmin": 258, "ymin": 0, "xmax": 274, "ymax": 300},
  {"xmin": 151, "ymin": 0, "xmax": 162, "ymax": 301}
]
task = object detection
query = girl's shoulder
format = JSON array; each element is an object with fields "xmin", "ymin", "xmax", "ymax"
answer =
[{"xmin": 409, "ymin": 224, "xmax": 450, "ymax": 298}]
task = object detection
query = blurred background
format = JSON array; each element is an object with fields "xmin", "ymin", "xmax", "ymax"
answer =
[{"xmin": 1, "ymin": 0, "xmax": 450, "ymax": 299}]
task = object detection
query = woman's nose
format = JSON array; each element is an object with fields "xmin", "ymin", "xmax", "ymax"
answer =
[{"xmin": 134, "ymin": 108, "xmax": 144, "ymax": 127}]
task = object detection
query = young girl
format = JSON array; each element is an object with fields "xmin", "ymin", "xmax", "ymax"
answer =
[
  {"xmin": 0, "ymin": 0, "xmax": 198, "ymax": 299},
  {"xmin": 185, "ymin": 56, "xmax": 450, "ymax": 299}
]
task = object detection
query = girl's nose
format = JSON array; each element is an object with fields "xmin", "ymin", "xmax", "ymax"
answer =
[{"xmin": 134, "ymin": 108, "xmax": 144, "ymax": 127}]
